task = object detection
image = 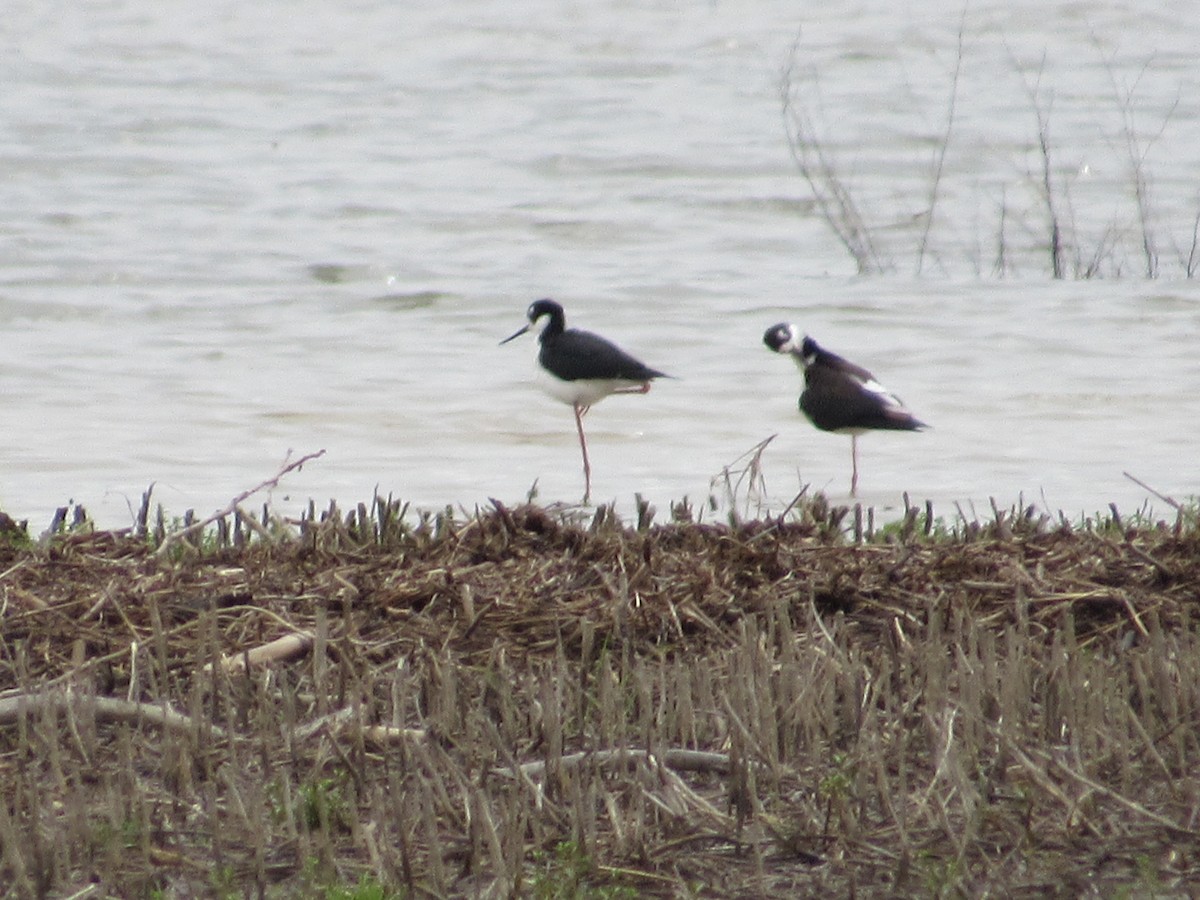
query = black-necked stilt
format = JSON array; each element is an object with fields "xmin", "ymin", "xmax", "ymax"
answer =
[
  {"xmin": 502, "ymin": 298, "xmax": 668, "ymax": 504},
  {"xmin": 763, "ymin": 324, "xmax": 927, "ymax": 496}
]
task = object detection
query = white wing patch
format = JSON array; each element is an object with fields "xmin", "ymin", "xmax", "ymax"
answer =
[{"xmin": 860, "ymin": 377, "xmax": 907, "ymax": 410}]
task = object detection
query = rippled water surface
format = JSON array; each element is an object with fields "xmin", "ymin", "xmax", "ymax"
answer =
[{"xmin": 3, "ymin": 0, "xmax": 1198, "ymax": 529}]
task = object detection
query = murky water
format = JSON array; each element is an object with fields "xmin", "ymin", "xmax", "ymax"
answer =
[{"xmin": 2, "ymin": 0, "xmax": 1198, "ymax": 530}]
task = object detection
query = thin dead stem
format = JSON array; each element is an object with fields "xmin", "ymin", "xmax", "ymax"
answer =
[
  {"xmin": 1015, "ymin": 51, "xmax": 1066, "ymax": 278},
  {"xmin": 153, "ymin": 448, "xmax": 325, "ymax": 557},
  {"xmin": 1099, "ymin": 47, "xmax": 1179, "ymax": 278},
  {"xmin": 916, "ymin": 7, "xmax": 967, "ymax": 275},
  {"xmin": 781, "ymin": 35, "xmax": 887, "ymax": 274},
  {"xmin": 709, "ymin": 434, "xmax": 776, "ymax": 522}
]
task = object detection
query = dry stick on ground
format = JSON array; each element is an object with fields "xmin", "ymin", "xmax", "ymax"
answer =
[
  {"xmin": 153, "ymin": 448, "xmax": 326, "ymax": 557},
  {"xmin": 496, "ymin": 748, "xmax": 735, "ymax": 781},
  {"xmin": 208, "ymin": 630, "xmax": 316, "ymax": 674},
  {"xmin": 290, "ymin": 704, "xmax": 429, "ymax": 745},
  {"xmin": 0, "ymin": 690, "xmax": 228, "ymax": 740},
  {"xmin": 496, "ymin": 749, "xmax": 736, "ymax": 832},
  {"xmin": 1005, "ymin": 734, "xmax": 1197, "ymax": 836}
]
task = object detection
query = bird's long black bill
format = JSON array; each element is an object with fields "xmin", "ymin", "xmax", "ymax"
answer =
[{"xmin": 499, "ymin": 324, "xmax": 530, "ymax": 345}]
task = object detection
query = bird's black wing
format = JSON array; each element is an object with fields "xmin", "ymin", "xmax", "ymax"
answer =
[
  {"xmin": 811, "ymin": 344, "xmax": 879, "ymax": 385},
  {"xmin": 801, "ymin": 365, "xmax": 925, "ymax": 432},
  {"xmin": 542, "ymin": 329, "xmax": 667, "ymax": 382}
]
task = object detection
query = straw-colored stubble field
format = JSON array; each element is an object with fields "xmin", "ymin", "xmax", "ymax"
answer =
[{"xmin": 2, "ymin": 497, "xmax": 1198, "ymax": 898}]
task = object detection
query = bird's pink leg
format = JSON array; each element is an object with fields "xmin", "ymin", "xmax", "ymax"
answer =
[
  {"xmin": 573, "ymin": 402, "xmax": 592, "ymax": 504},
  {"xmin": 613, "ymin": 381, "xmax": 652, "ymax": 395},
  {"xmin": 850, "ymin": 435, "xmax": 859, "ymax": 497}
]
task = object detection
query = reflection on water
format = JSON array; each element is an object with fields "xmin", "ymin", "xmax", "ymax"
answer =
[{"xmin": 1, "ymin": 0, "xmax": 1197, "ymax": 529}]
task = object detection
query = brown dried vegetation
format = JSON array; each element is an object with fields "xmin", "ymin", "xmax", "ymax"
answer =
[{"xmin": 1, "ymin": 496, "xmax": 1199, "ymax": 898}]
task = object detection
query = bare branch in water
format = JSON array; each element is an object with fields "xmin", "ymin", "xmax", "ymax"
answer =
[{"xmin": 917, "ymin": 7, "xmax": 968, "ymax": 275}]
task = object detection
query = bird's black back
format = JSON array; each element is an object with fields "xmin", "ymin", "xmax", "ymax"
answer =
[
  {"xmin": 540, "ymin": 328, "xmax": 667, "ymax": 383},
  {"xmin": 801, "ymin": 359, "xmax": 926, "ymax": 433},
  {"xmin": 802, "ymin": 338, "xmax": 878, "ymax": 384}
]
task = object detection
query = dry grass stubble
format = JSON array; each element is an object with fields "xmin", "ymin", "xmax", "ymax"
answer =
[{"xmin": 1, "ymin": 498, "xmax": 1198, "ymax": 897}]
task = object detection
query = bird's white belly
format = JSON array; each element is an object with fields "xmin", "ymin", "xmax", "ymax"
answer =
[{"xmin": 535, "ymin": 366, "xmax": 635, "ymax": 408}]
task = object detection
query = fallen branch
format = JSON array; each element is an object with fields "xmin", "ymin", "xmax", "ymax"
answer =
[
  {"xmin": 212, "ymin": 631, "xmax": 315, "ymax": 674},
  {"xmin": 154, "ymin": 449, "xmax": 326, "ymax": 557},
  {"xmin": 292, "ymin": 705, "xmax": 428, "ymax": 745},
  {"xmin": 361, "ymin": 724, "xmax": 430, "ymax": 746},
  {"xmin": 1040, "ymin": 744, "xmax": 1196, "ymax": 835},
  {"xmin": 0, "ymin": 690, "xmax": 228, "ymax": 740},
  {"xmin": 494, "ymin": 747, "xmax": 733, "ymax": 780}
]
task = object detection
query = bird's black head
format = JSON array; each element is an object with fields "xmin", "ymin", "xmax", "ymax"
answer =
[
  {"xmin": 500, "ymin": 298, "xmax": 567, "ymax": 345},
  {"xmin": 526, "ymin": 298, "xmax": 564, "ymax": 326},
  {"xmin": 763, "ymin": 322, "xmax": 801, "ymax": 354}
]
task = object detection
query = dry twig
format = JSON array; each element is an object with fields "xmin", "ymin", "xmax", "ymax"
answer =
[{"xmin": 153, "ymin": 449, "xmax": 325, "ymax": 557}]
